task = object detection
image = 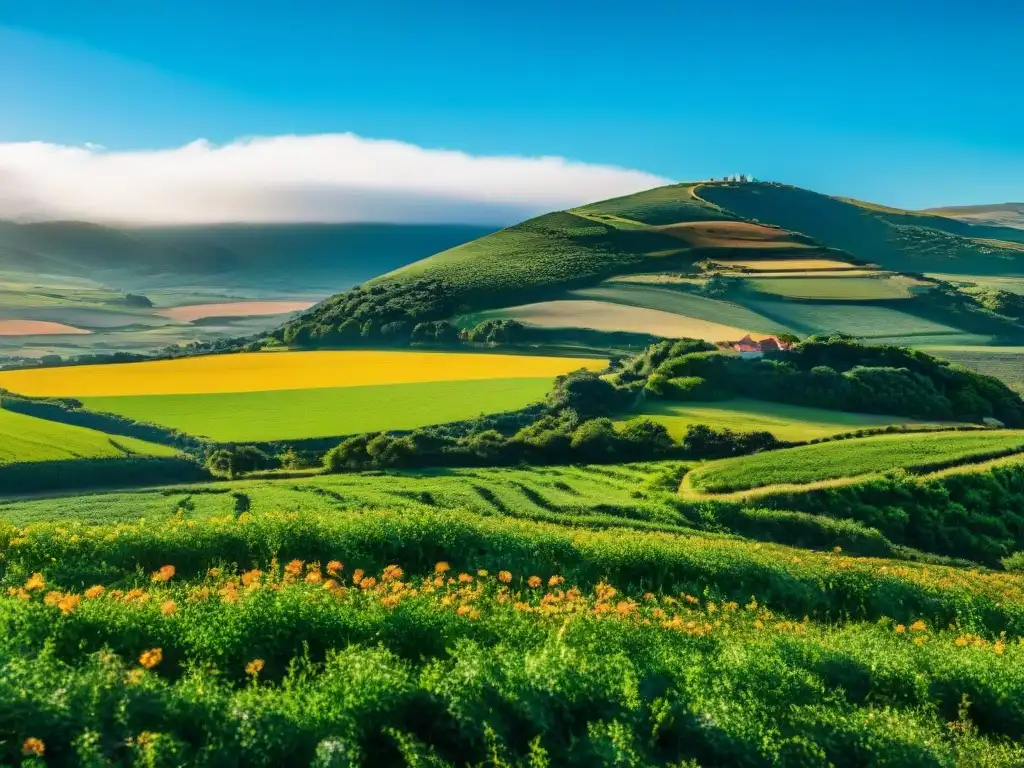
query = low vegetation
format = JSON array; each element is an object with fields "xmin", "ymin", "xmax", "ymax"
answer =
[{"xmin": 686, "ymin": 430, "xmax": 1024, "ymax": 494}]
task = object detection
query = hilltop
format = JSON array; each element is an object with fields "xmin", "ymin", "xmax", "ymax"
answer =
[{"xmin": 281, "ymin": 182, "xmax": 1024, "ymax": 374}]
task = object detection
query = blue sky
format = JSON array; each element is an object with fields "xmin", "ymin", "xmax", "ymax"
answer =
[{"xmin": 1, "ymin": 0, "xmax": 1021, "ymax": 218}]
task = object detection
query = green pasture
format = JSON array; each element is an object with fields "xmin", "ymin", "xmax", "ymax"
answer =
[
  {"xmin": 0, "ymin": 407, "xmax": 178, "ymax": 464},
  {"xmin": 743, "ymin": 298, "xmax": 961, "ymax": 338},
  {"xmin": 82, "ymin": 377, "xmax": 558, "ymax": 442},
  {"xmin": 744, "ymin": 275, "xmax": 913, "ymax": 300},
  {"xmin": 687, "ymin": 429, "xmax": 1024, "ymax": 494},
  {"xmin": 928, "ymin": 274, "xmax": 1024, "ymax": 294},
  {"xmin": 625, "ymin": 398, "xmax": 955, "ymax": 442}
]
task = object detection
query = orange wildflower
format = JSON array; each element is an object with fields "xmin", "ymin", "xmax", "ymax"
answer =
[
  {"xmin": 497, "ymin": 571, "xmax": 512, "ymax": 584},
  {"xmin": 24, "ymin": 572, "xmax": 46, "ymax": 592},
  {"xmin": 895, "ymin": 624, "xmax": 906, "ymax": 634},
  {"xmin": 207, "ymin": 567, "xmax": 222, "ymax": 578},
  {"xmin": 58, "ymin": 594, "xmax": 81, "ymax": 615},
  {"xmin": 477, "ymin": 569, "xmax": 489, "ymax": 578},
  {"xmin": 241, "ymin": 569, "xmax": 262, "ymax": 587},
  {"xmin": 22, "ymin": 738, "xmax": 45, "ymax": 757},
  {"xmin": 44, "ymin": 590, "xmax": 63, "ymax": 606},
  {"xmin": 152, "ymin": 565, "xmax": 176, "ymax": 583},
  {"xmin": 909, "ymin": 620, "xmax": 927, "ymax": 632},
  {"xmin": 160, "ymin": 600, "xmax": 177, "ymax": 616},
  {"xmin": 246, "ymin": 659, "xmax": 265, "ymax": 676},
  {"xmin": 139, "ymin": 648, "xmax": 163, "ymax": 669},
  {"xmin": 382, "ymin": 565, "xmax": 405, "ymax": 582},
  {"xmin": 326, "ymin": 560, "xmax": 344, "ymax": 575},
  {"xmin": 458, "ymin": 573, "xmax": 473, "ymax": 584},
  {"xmin": 351, "ymin": 569, "xmax": 365, "ymax": 585},
  {"xmin": 528, "ymin": 576, "xmax": 542, "ymax": 589},
  {"xmin": 435, "ymin": 561, "xmax": 451, "ymax": 574},
  {"xmin": 359, "ymin": 576, "xmax": 377, "ymax": 590},
  {"xmin": 84, "ymin": 585, "xmax": 105, "ymax": 599},
  {"xmin": 548, "ymin": 575, "xmax": 565, "ymax": 587}
]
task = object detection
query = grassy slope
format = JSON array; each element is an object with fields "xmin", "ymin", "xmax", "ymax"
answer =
[
  {"xmin": 924, "ymin": 346, "xmax": 1024, "ymax": 393},
  {"xmin": 625, "ymin": 398, "xmax": 957, "ymax": 442},
  {"xmin": 687, "ymin": 430, "xmax": 1024, "ymax": 494},
  {"xmin": 0, "ymin": 408, "xmax": 178, "ymax": 464},
  {"xmin": 373, "ymin": 211, "xmax": 695, "ymax": 303},
  {"xmin": 81, "ymin": 378, "xmax": 559, "ymax": 442}
]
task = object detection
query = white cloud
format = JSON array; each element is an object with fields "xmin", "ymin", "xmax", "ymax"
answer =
[{"xmin": 0, "ymin": 133, "xmax": 671, "ymax": 225}]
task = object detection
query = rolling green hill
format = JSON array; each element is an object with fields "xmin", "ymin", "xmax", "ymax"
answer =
[
  {"xmin": 282, "ymin": 181, "xmax": 1024, "ymax": 360},
  {"xmin": 0, "ymin": 220, "xmax": 492, "ymax": 292}
]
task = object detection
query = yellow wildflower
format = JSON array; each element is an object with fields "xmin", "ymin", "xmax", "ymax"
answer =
[
  {"xmin": 246, "ymin": 659, "xmax": 265, "ymax": 676},
  {"xmin": 477, "ymin": 569, "xmax": 489, "ymax": 578},
  {"xmin": 528, "ymin": 576, "xmax": 542, "ymax": 589},
  {"xmin": 160, "ymin": 600, "xmax": 177, "ymax": 616},
  {"xmin": 909, "ymin": 620, "xmax": 927, "ymax": 632},
  {"xmin": 548, "ymin": 575, "xmax": 565, "ymax": 587},
  {"xmin": 458, "ymin": 573, "xmax": 473, "ymax": 584},
  {"xmin": 326, "ymin": 560, "xmax": 344, "ymax": 575},
  {"xmin": 435, "ymin": 561, "xmax": 451, "ymax": 574},
  {"xmin": 139, "ymin": 648, "xmax": 163, "ymax": 670},
  {"xmin": 207, "ymin": 567, "xmax": 222, "ymax": 578},
  {"xmin": 84, "ymin": 585, "xmax": 105, "ymax": 599},
  {"xmin": 22, "ymin": 738, "xmax": 45, "ymax": 757},
  {"xmin": 44, "ymin": 590, "xmax": 63, "ymax": 606},
  {"xmin": 497, "ymin": 571, "xmax": 512, "ymax": 584},
  {"xmin": 382, "ymin": 565, "xmax": 404, "ymax": 582},
  {"xmin": 241, "ymin": 569, "xmax": 262, "ymax": 587},
  {"xmin": 895, "ymin": 624, "xmax": 906, "ymax": 634},
  {"xmin": 351, "ymin": 568, "xmax": 365, "ymax": 585}
]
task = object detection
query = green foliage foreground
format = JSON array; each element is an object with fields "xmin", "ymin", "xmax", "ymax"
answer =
[{"xmin": 4, "ymin": 508, "xmax": 1024, "ymax": 766}]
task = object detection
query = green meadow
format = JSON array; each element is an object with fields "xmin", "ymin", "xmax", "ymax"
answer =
[
  {"xmin": 625, "ymin": 398, "xmax": 955, "ymax": 442},
  {"xmin": 0, "ymin": 408, "xmax": 178, "ymax": 464},
  {"xmin": 686, "ymin": 430, "xmax": 1024, "ymax": 494},
  {"xmin": 82, "ymin": 377, "xmax": 557, "ymax": 442}
]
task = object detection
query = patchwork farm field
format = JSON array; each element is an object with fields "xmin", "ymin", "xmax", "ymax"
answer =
[
  {"xmin": 82, "ymin": 378, "xmax": 560, "ymax": 442},
  {"xmin": 0, "ymin": 408, "xmax": 178, "ymax": 464},
  {"xmin": 0, "ymin": 350, "xmax": 603, "ymax": 398},
  {"xmin": 626, "ymin": 398, "xmax": 957, "ymax": 442},
  {"xmin": 463, "ymin": 299, "xmax": 754, "ymax": 341},
  {"xmin": 0, "ymin": 350, "xmax": 603, "ymax": 442},
  {"xmin": 686, "ymin": 430, "xmax": 1024, "ymax": 495}
]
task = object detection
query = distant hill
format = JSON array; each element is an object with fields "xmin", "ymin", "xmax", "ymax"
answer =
[
  {"xmin": 0, "ymin": 220, "xmax": 495, "ymax": 291},
  {"xmin": 923, "ymin": 203, "xmax": 1024, "ymax": 230},
  {"xmin": 283, "ymin": 181, "xmax": 1024, "ymax": 351}
]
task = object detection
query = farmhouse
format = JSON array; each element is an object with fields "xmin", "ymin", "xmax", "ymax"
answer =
[{"xmin": 721, "ymin": 333, "xmax": 794, "ymax": 358}]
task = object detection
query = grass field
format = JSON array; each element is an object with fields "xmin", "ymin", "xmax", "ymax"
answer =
[
  {"xmin": 6, "ymin": 480, "xmax": 1024, "ymax": 764},
  {"xmin": 924, "ymin": 346, "xmax": 1024, "ymax": 392},
  {"xmin": 624, "ymin": 398, "xmax": 957, "ymax": 441},
  {"xmin": 686, "ymin": 430, "xmax": 1024, "ymax": 494},
  {"xmin": 745, "ymin": 275, "xmax": 915, "ymax": 300},
  {"xmin": 462, "ymin": 299, "xmax": 753, "ymax": 341},
  {"xmin": 0, "ymin": 408, "xmax": 178, "ymax": 464},
  {"xmin": 713, "ymin": 258, "xmax": 858, "ymax": 271},
  {"xmin": 0, "ymin": 350, "xmax": 604, "ymax": 398},
  {"xmin": 743, "ymin": 298, "xmax": 961, "ymax": 338},
  {"xmin": 82, "ymin": 378, "xmax": 560, "ymax": 442},
  {"xmin": 573, "ymin": 284, "xmax": 793, "ymax": 334}
]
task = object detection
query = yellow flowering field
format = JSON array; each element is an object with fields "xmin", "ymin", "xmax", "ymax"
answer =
[{"xmin": 0, "ymin": 349, "xmax": 605, "ymax": 398}]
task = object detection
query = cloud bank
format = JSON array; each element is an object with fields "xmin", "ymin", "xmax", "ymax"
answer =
[{"xmin": 0, "ymin": 134, "xmax": 671, "ymax": 225}]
